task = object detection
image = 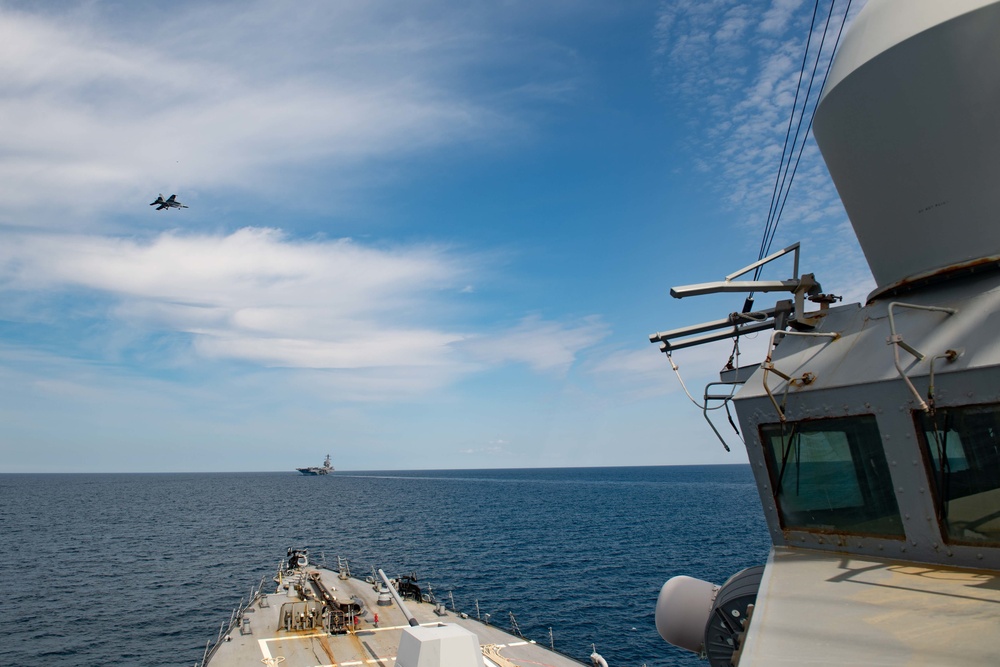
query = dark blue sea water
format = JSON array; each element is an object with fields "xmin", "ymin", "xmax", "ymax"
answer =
[{"xmin": 2, "ymin": 465, "xmax": 770, "ymax": 666}]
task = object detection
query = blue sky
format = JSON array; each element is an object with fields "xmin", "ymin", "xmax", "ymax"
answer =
[{"xmin": 0, "ymin": 0, "xmax": 868, "ymax": 472}]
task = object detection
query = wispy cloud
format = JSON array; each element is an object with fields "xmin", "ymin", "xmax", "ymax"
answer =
[
  {"xmin": 654, "ymin": 0, "xmax": 873, "ymax": 298},
  {"xmin": 0, "ymin": 226, "xmax": 614, "ymax": 399},
  {"xmin": 458, "ymin": 314, "xmax": 609, "ymax": 373},
  {"xmin": 0, "ymin": 227, "xmax": 469, "ymax": 383},
  {"xmin": 0, "ymin": 1, "xmax": 580, "ymax": 226},
  {"xmin": 460, "ymin": 439, "xmax": 508, "ymax": 455}
]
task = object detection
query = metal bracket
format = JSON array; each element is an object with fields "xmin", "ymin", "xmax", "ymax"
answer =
[
  {"xmin": 886, "ymin": 302, "xmax": 959, "ymax": 411},
  {"xmin": 703, "ymin": 381, "xmax": 746, "ymax": 452},
  {"xmin": 761, "ymin": 330, "xmax": 840, "ymax": 422},
  {"xmin": 663, "ymin": 242, "xmax": 836, "ymax": 343}
]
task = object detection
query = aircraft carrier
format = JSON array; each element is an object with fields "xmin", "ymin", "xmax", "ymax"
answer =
[{"xmin": 296, "ymin": 455, "xmax": 334, "ymax": 476}]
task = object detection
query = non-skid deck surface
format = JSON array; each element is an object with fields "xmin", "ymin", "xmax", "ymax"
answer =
[{"xmin": 206, "ymin": 567, "xmax": 583, "ymax": 667}]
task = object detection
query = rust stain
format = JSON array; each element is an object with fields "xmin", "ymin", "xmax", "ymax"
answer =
[
  {"xmin": 349, "ymin": 630, "xmax": 388, "ymax": 667},
  {"xmin": 870, "ymin": 255, "xmax": 1000, "ymax": 302},
  {"xmin": 316, "ymin": 633, "xmax": 339, "ymax": 666}
]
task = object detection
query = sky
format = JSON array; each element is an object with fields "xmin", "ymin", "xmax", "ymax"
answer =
[{"xmin": 0, "ymin": 0, "xmax": 870, "ymax": 472}]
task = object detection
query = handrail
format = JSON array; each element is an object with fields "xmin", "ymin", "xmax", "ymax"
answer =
[
  {"xmin": 761, "ymin": 330, "xmax": 840, "ymax": 422},
  {"xmin": 886, "ymin": 302, "xmax": 958, "ymax": 411},
  {"xmin": 703, "ymin": 381, "xmax": 746, "ymax": 452}
]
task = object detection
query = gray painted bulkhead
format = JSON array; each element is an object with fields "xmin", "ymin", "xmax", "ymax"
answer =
[{"xmin": 733, "ymin": 272, "xmax": 1000, "ymax": 571}]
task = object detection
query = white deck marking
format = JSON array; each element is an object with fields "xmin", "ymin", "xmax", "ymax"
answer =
[{"xmin": 256, "ymin": 621, "xmax": 484, "ymax": 665}]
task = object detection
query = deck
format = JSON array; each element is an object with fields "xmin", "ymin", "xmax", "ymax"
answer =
[{"xmin": 204, "ymin": 562, "xmax": 585, "ymax": 667}]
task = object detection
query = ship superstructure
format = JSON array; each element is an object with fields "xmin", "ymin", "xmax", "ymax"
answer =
[{"xmin": 651, "ymin": 1, "xmax": 1000, "ymax": 665}]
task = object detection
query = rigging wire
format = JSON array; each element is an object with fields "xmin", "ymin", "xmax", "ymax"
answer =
[
  {"xmin": 760, "ymin": 0, "xmax": 840, "ymax": 265},
  {"xmin": 756, "ymin": 0, "xmax": 822, "ymax": 275},
  {"xmin": 750, "ymin": 0, "xmax": 854, "ymax": 293},
  {"xmin": 763, "ymin": 0, "xmax": 854, "ymax": 263}
]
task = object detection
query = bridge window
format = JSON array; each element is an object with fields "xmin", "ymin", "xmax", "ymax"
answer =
[
  {"xmin": 760, "ymin": 415, "xmax": 904, "ymax": 536},
  {"xmin": 918, "ymin": 403, "xmax": 1000, "ymax": 544}
]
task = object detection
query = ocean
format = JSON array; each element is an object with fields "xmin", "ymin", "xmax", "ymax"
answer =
[{"xmin": 2, "ymin": 465, "xmax": 770, "ymax": 666}]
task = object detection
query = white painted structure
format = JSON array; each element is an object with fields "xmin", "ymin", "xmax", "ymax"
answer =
[{"xmin": 395, "ymin": 624, "xmax": 487, "ymax": 667}]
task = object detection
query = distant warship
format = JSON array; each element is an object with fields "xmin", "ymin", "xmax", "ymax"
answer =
[{"xmin": 295, "ymin": 455, "xmax": 333, "ymax": 476}]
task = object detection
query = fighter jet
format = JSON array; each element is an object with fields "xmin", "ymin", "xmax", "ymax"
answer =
[{"xmin": 150, "ymin": 194, "xmax": 188, "ymax": 210}]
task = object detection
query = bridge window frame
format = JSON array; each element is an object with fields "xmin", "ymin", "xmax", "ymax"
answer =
[
  {"xmin": 916, "ymin": 402, "xmax": 1000, "ymax": 546},
  {"xmin": 759, "ymin": 414, "xmax": 904, "ymax": 538}
]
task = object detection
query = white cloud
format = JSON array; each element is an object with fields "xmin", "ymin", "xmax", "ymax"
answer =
[
  {"xmin": 458, "ymin": 314, "xmax": 609, "ymax": 373},
  {"xmin": 1, "ymin": 227, "xmax": 458, "ymax": 307},
  {"xmin": 760, "ymin": 0, "xmax": 804, "ymax": 35},
  {"xmin": 0, "ymin": 227, "xmax": 467, "ymax": 375},
  {"xmin": 0, "ymin": 226, "xmax": 611, "ymax": 398},
  {"xmin": 193, "ymin": 330, "xmax": 462, "ymax": 370}
]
